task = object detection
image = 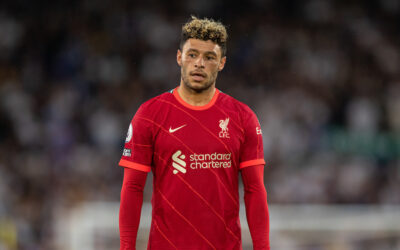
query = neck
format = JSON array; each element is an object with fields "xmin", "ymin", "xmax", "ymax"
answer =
[{"xmin": 177, "ymin": 82, "xmax": 216, "ymax": 106}]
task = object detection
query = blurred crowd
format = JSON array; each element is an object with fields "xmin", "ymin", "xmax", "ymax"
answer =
[{"xmin": 0, "ymin": 0, "xmax": 399, "ymax": 249}]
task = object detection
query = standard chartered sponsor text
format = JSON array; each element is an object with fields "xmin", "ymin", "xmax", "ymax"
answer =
[{"xmin": 189, "ymin": 152, "xmax": 232, "ymax": 169}]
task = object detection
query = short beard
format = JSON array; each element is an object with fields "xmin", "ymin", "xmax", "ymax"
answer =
[{"xmin": 181, "ymin": 68, "xmax": 218, "ymax": 93}]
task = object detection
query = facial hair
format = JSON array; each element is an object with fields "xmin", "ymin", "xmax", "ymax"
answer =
[{"xmin": 181, "ymin": 66, "xmax": 219, "ymax": 93}]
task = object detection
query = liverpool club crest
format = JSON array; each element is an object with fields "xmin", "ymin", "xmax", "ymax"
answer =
[{"xmin": 219, "ymin": 118, "xmax": 230, "ymax": 138}]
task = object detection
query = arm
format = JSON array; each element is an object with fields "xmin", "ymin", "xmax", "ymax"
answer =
[
  {"xmin": 119, "ymin": 167, "xmax": 148, "ymax": 250},
  {"xmin": 241, "ymin": 164, "xmax": 270, "ymax": 250}
]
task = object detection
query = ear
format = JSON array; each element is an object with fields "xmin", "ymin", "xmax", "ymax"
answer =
[
  {"xmin": 177, "ymin": 49, "xmax": 182, "ymax": 66},
  {"xmin": 218, "ymin": 56, "xmax": 226, "ymax": 71}
]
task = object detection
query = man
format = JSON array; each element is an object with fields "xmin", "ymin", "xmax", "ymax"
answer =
[{"xmin": 119, "ymin": 16, "xmax": 270, "ymax": 250}]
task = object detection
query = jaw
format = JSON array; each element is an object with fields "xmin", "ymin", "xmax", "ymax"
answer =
[
  {"xmin": 180, "ymin": 66, "xmax": 218, "ymax": 93},
  {"xmin": 181, "ymin": 76, "xmax": 215, "ymax": 93}
]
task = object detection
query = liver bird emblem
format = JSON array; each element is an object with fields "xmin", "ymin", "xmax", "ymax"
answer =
[{"xmin": 219, "ymin": 118, "xmax": 229, "ymax": 132}]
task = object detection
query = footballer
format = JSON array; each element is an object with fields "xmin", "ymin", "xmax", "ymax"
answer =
[{"xmin": 119, "ymin": 16, "xmax": 270, "ymax": 250}]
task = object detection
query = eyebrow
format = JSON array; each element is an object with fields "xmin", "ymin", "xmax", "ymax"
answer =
[{"xmin": 187, "ymin": 48, "xmax": 218, "ymax": 57}]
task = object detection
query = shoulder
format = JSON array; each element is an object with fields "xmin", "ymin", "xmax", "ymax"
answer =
[
  {"xmin": 137, "ymin": 91, "xmax": 173, "ymax": 113},
  {"xmin": 217, "ymin": 91, "xmax": 257, "ymax": 117}
]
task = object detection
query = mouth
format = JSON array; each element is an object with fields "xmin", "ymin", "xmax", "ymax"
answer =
[{"xmin": 190, "ymin": 71, "xmax": 207, "ymax": 81}]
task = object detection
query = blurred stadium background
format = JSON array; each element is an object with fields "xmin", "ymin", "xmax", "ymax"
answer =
[{"xmin": 0, "ymin": 0, "xmax": 400, "ymax": 249}]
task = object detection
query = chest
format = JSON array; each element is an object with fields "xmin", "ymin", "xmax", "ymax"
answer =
[{"xmin": 152, "ymin": 107, "xmax": 243, "ymax": 165}]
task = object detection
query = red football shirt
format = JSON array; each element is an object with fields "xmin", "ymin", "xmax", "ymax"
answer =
[{"xmin": 119, "ymin": 87, "xmax": 265, "ymax": 249}]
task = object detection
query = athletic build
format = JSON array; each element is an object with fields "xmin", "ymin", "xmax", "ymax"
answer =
[{"xmin": 119, "ymin": 16, "xmax": 270, "ymax": 249}]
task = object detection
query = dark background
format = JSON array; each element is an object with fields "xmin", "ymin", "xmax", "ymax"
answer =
[{"xmin": 0, "ymin": 0, "xmax": 399, "ymax": 249}]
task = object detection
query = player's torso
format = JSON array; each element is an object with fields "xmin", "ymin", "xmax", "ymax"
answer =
[
  {"xmin": 149, "ymin": 91, "xmax": 244, "ymax": 189},
  {"xmin": 146, "ymin": 91, "xmax": 245, "ymax": 249}
]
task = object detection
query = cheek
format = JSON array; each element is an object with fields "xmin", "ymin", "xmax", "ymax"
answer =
[
  {"xmin": 208, "ymin": 63, "xmax": 219, "ymax": 72},
  {"xmin": 181, "ymin": 59, "xmax": 189, "ymax": 68},
  {"xmin": 182, "ymin": 59, "xmax": 193, "ymax": 69}
]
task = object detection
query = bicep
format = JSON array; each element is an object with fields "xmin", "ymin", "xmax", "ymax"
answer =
[{"xmin": 239, "ymin": 107, "xmax": 265, "ymax": 168}]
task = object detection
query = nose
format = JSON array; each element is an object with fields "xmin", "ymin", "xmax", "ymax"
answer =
[{"xmin": 194, "ymin": 56, "xmax": 205, "ymax": 68}]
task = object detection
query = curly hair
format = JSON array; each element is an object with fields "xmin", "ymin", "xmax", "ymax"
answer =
[{"xmin": 180, "ymin": 16, "xmax": 228, "ymax": 57}]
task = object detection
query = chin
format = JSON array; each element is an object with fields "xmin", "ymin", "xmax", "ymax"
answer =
[
  {"xmin": 182, "ymin": 76, "xmax": 214, "ymax": 92},
  {"xmin": 190, "ymin": 82, "xmax": 213, "ymax": 91}
]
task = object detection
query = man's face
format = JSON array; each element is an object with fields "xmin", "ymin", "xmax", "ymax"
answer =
[{"xmin": 177, "ymin": 39, "xmax": 226, "ymax": 93}]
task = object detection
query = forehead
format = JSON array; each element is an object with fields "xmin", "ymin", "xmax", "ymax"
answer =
[{"xmin": 182, "ymin": 39, "xmax": 222, "ymax": 56}]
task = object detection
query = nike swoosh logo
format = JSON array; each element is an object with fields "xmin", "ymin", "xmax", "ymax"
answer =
[{"xmin": 169, "ymin": 124, "xmax": 186, "ymax": 133}]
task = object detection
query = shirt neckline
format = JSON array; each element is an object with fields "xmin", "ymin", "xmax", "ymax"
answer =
[{"xmin": 172, "ymin": 87, "xmax": 220, "ymax": 111}]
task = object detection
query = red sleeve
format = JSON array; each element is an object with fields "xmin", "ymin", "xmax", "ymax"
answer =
[
  {"xmin": 119, "ymin": 167, "xmax": 148, "ymax": 250},
  {"xmin": 239, "ymin": 106, "xmax": 265, "ymax": 169},
  {"xmin": 119, "ymin": 105, "xmax": 153, "ymax": 172},
  {"xmin": 241, "ymin": 165, "xmax": 270, "ymax": 250}
]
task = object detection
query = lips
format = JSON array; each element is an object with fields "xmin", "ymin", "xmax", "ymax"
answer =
[{"xmin": 190, "ymin": 71, "xmax": 206, "ymax": 81}]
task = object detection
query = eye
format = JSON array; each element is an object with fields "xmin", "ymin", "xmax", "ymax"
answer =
[
  {"xmin": 206, "ymin": 55, "xmax": 216, "ymax": 60},
  {"xmin": 188, "ymin": 53, "xmax": 196, "ymax": 58}
]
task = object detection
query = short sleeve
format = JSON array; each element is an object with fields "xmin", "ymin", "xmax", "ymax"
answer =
[
  {"xmin": 239, "ymin": 107, "xmax": 265, "ymax": 169},
  {"xmin": 119, "ymin": 106, "xmax": 153, "ymax": 172}
]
